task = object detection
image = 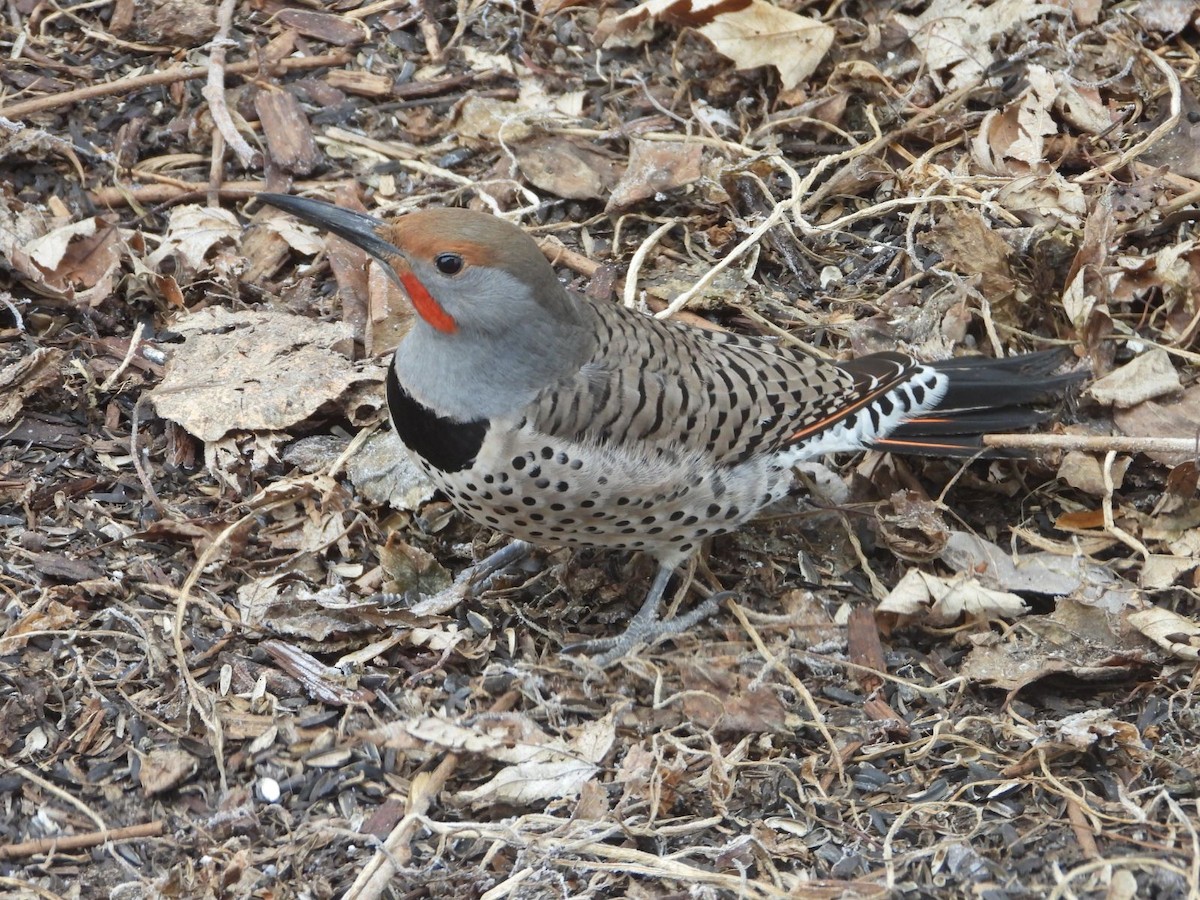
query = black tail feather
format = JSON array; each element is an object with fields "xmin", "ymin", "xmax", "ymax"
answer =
[{"xmin": 871, "ymin": 349, "xmax": 1086, "ymax": 458}]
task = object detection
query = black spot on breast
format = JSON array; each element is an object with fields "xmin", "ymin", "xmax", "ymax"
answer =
[{"xmin": 387, "ymin": 367, "xmax": 486, "ymax": 473}]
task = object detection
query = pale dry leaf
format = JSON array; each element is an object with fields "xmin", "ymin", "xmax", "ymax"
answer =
[
  {"xmin": 150, "ymin": 307, "xmax": 367, "ymax": 442},
  {"xmin": 1057, "ymin": 450, "xmax": 1130, "ymax": 495},
  {"xmin": 260, "ymin": 215, "xmax": 327, "ymax": 256},
  {"xmin": 602, "ymin": 0, "xmax": 834, "ymax": 90},
  {"xmin": 1140, "ymin": 554, "xmax": 1198, "ymax": 590},
  {"xmin": 1054, "ymin": 76, "xmax": 1112, "ymax": 135},
  {"xmin": 1088, "ymin": 349, "xmax": 1181, "ymax": 408},
  {"xmin": 147, "ymin": 204, "xmax": 241, "ymax": 273},
  {"xmin": 939, "ymin": 531, "xmax": 1139, "ymax": 614},
  {"xmin": 1047, "ymin": 708, "xmax": 1146, "ymax": 755},
  {"xmin": 458, "ymin": 707, "xmax": 620, "ymax": 806},
  {"xmin": 1128, "ymin": 607, "xmax": 1200, "ymax": 660},
  {"xmin": 878, "ymin": 568, "xmax": 1029, "ymax": 624},
  {"xmin": 695, "ymin": 1, "xmax": 833, "ymax": 90},
  {"xmin": 991, "ymin": 172, "xmax": 1087, "ymax": 228},
  {"xmin": 1133, "ymin": 0, "xmax": 1200, "ymax": 33},
  {"xmin": 24, "ymin": 217, "xmax": 97, "ymax": 270},
  {"xmin": 972, "ymin": 65, "xmax": 1059, "ymax": 172},
  {"xmin": 343, "ymin": 429, "xmax": 438, "ymax": 511},
  {"xmin": 895, "ymin": 0, "xmax": 1060, "ymax": 89}
]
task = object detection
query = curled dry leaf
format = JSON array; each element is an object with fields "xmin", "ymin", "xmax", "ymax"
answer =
[
  {"xmin": 146, "ymin": 204, "xmax": 241, "ymax": 275},
  {"xmin": 1128, "ymin": 607, "xmax": 1200, "ymax": 660},
  {"xmin": 457, "ymin": 709, "xmax": 618, "ymax": 806},
  {"xmin": 894, "ymin": 0, "xmax": 1060, "ymax": 90},
  {"xmin": 601, "ymin": 0, "xmax": 834, "ymax": 90},
  {"xmin": 1045, "ymin": 708, "xmax": 1148, "ymax": 757},
  {"xmin": 878, "ymin": 568, "xmax": 1028, "ymax": 624}
]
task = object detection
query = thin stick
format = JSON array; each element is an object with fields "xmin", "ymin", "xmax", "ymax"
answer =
[
  {"xmin": 0, "ymin": 53, "xmax": 350, "ymax": 120},
  {"xmin": 0, "ymin": 821, "xmax": 164, "ymax": 860},
  {"xmin": 982, "ymin": 433, "xmax": 1199, "ymax": 457},
  {"xmin": 343, "ymin": 690, "xmax": 521, "ymax": 900},
  {"xmin": 202, "ymin": 0, "xmax": 257, "ymax": 169}
]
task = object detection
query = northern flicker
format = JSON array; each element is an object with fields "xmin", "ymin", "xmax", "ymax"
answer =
[{"xmin": 260, "ymin": 194, "xmax": 1081, "ymax": 663}]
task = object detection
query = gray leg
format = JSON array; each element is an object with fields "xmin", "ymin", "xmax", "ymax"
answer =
[{"xmin": 563, "ymin": 563, "xmax": 729, "ymax": 666}]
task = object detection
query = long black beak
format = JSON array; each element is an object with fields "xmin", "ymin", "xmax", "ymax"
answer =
[{"xmin": 258, "ymin": 193, "xmax": 401, "ymax": 262}]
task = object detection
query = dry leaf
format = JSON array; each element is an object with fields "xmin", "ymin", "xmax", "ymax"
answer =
[
  {"xmin": 895, "ymin": 0, "xmax": 1060, "ymax": 89},
  {"xmin": 878, "ymin": 568, "xmax": 1028, "ymax": 624},
  {"xmin": 514, "ymin": 135, "xmax": 623, "ymax": 201},
  {"xmin": 602, "ymin": 0, "xmax": 834, "ymax": 90},
  {"xmin": 1128, "ymin": 607, "xmax": 1200, "ymax": 660},
  {"xmin": 1088, "ymin": 350, "xmax": 1181, "ymax": 408},
  {"xmin": 149, "ymin": 307, "xmax": 368, "ymax": 441},
  {"xmin": 0, "ymin": 347, "xmax": 64, "ymax": 424},
  {"xmin": 146, "ymin": 204, "xmax": 241, "ymax": 275},
  {"xmin": 139, "ymin": 748, "xmax": 197, "ymax": 796},
  {"xmin": 607, "ymin": 139, "xmax": 703, "ymax": 210}
]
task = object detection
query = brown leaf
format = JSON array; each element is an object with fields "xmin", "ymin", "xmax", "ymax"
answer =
[
  {"xmin": 149, "ymin": 307, "xmax": 364, "ymax": 442},
  {"xmin": 0, "ymin": 348, "xmax": 64, "ymax": 425},
  {"xmin": 602, "ymin": 0, "xmax": 834, "ymax": 90},
  {"xmin": 514, "ymin": 135, "xmax": 623, "ymax": 201},
  {"xmin": 924, "ymin": 207, "xmax": 1016, "ymax": 303},
  {"xmin": 607, "ymin": 140, "xmax": 703, "ymax": 210}
]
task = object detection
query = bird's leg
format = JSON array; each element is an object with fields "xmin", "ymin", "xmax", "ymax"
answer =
[{"xmin": 564, "ymin": 563, "xmax": 729, "ymax": 666}]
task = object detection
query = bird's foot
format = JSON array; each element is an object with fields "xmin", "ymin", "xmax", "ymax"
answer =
[
  {"xmin": 563, "ymin": 591, "xmax": 732, "ymax": 667},
  {"xmin": 397, "ymin": 540, "xmax": 534, "ymax": 617}
]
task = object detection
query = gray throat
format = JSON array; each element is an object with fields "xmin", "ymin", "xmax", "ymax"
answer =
[{"xmin": 392, "ymin": 305, "xmax": 595, "ymax": 423}]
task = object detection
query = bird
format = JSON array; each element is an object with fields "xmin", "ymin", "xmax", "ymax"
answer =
[{"xmin": 259, "ymin": 193, "xmax": 1082, "ymax": 664}]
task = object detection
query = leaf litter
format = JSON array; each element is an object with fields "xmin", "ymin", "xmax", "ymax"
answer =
[{"xmin": 1, "ymin": 1, "xmax": 1200, "ymax": 899}]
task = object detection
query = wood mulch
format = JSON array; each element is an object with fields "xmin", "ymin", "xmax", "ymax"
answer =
[{"xmin": 2, "ymin": 1, "xmax": 1199, "ymax": 898}]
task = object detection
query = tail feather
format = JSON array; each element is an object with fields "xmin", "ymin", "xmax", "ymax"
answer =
[{"xmin": 871, "ymin": 349, "xmax": 1084, "ymax": 458}]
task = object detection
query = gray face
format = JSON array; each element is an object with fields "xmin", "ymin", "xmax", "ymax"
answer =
[
  {"xmin": 391, "ymin": 260, "xmax": 596, "ymax": 424},
  {"xmin": 378, "ymin": 211, "xmax": 597, "ymax": 425},
  {"xmin": 257, "ymin": 195, "xmax": 598, "ymax": 425}
]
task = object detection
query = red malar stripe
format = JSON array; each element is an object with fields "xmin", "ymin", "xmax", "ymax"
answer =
[{"xmin": 399, "ymin": 270, "xmax": 457, "ymax": 334}]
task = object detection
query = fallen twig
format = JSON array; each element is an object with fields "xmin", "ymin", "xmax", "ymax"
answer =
[
  {"xmin": 0, "ymin": 821, "xmax": 165, "ymax": 860},
  {"xmin": 982, "ymin": 433, "xmax": 1199, "ymax": 457},
  {"xmin": 0, "ymin": 53, "xmax": 350, "ymax": 120}
]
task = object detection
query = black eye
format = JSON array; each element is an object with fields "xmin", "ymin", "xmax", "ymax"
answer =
[{"xmin": 435, "ymin": 253, "xmax": 463, "ymax": 275}]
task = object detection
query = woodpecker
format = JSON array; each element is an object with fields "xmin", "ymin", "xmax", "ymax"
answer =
[{"xmin": 260, "ymin": 193, "xmax": 1081, "ymax": 664}]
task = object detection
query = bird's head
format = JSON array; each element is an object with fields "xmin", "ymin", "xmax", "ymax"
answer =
[
  {"xmin": 258, "ymin": 193, "xmax": 579, "ymax": 338},
  {"xmin": 259, "ymin": 193, "xmax": 594, "ymax": 422}
]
